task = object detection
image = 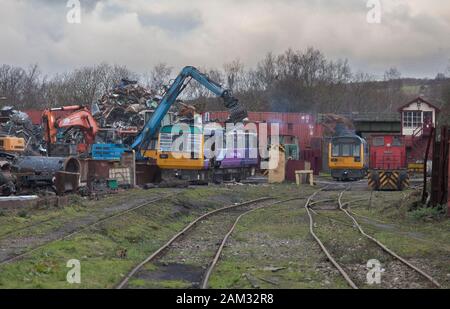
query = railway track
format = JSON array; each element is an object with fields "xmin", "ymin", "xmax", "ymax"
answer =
[
  {"xmin": 0, "ymin": 194, "xmax": 171, "ymax": 266},
  {"xmin": 117, "ymin": 197, "xmax": 315, "ymax": 289},
  {"xmin": 305, "ymin": 187, "xmax": 441, "ymax": 289},
  {"xmin": 0, "ymin": 194, "xmax": 170, "ymax": 241},
  {"xmin": 0, "ymin": 216, "xmax": 58, "ymax": 239}
]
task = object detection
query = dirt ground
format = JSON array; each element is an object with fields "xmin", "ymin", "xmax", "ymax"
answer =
[{"xmin": 0, "ymin": 180, "xmax": 448, "ymax": 289}]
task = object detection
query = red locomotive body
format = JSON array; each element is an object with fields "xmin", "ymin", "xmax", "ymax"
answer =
[
  {"xmin": 368, "ymin": 135, "xmax": 409, "ymax": 191},
  {"xmin": 369, "ymin": 135, "xmax": 407, "ymax": 170}
]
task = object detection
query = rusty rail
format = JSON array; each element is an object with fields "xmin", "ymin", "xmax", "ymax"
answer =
[
  {"xmin": 0, "ymin": 195, "xmax": 170, "ymax": 266},
  {"xmin": 200, "ymin": 197, "xmax": 307, "ymax": 289},
  {"xmin": 116, "ymin": 197, "xmax": 275, "ymax": 289},
  {"xmin": 305, "ymin": 188, "xmax": 359, "ymax": 289},
  {"xmin": 337, "ymin": 191, "xmax": 441, "ymax": 288}
]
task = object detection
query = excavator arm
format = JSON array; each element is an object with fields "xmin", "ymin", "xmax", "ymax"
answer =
[{"xmin": 131, "ymin": 66, "xmax": 247, "ymax": 151}]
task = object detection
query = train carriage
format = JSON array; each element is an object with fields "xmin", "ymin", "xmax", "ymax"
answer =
[
  {"xmin": 328, "ymin": 134, "xmax": 369, "ymax": 181},
  {"xmin": 368, "ymin": 135, "xmax": 409, "ymax": 191},
  {"xmin": 156, "ymin": 124, "xmax": 258, "ymax": 183}
]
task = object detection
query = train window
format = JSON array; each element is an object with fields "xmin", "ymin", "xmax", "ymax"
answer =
[
  {"xmin": 353, "ymin": 144, "xmax": 361, "ymax": 157},
  {"xmin": 373, "ymin": 137, "xmax": 384, "ymax": 147},
  {"xmin": 342, "ymin": 144, "xmax": 351, "ymax": 156},
  {"xmin": 392, "ymin": 136, "xmax": 402, "ymax": 146},
  {"xmin": 332, "ymin": 144, "xmax": 340, "ymax": 157}
]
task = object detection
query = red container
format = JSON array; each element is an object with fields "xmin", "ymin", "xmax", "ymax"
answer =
[{"xmin": 285, "ymin": 160, "xmax": 306, "ymax": 182}]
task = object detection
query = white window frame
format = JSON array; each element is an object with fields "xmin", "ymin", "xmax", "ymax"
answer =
[{"xmin": 403, "ymin": 111, "xmax": 422, "ymax": 129}]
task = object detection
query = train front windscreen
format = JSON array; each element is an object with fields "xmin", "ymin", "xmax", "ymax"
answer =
[{"xmin": 331, "ymin": 137, "xmax": 362, "ymax": 158}]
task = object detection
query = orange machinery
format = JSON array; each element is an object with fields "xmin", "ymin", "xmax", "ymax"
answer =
[{"xmin": 42, "ymin": 105, "xmax": 99, "ymax": 154}]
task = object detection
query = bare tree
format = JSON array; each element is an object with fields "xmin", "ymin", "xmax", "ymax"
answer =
[
  {"xmin": 97, "ymin": 63, "xmax": 137, "ymax": 94},
  {"xmin": 382, "ymin": 67, "xmax": 404, "ymax": 112},
  {"xmin": 255, "ymin": 52, "xmax": 278, "ymax": 90},
  {"xmin": 146, "ymin": 63, "xmax": 173, "ymax": 94},
  {"xmin": 0, "ymin": 65, "xmax": 26, "ymax": 107},
  {"xmin": 223, "ymin": 59, "xmax": 245, "ymax": 93}
]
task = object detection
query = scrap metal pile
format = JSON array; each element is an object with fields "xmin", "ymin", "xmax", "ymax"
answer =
[
  {"xmin": 0, "ymin": 78, "xmax": 196, "ymax": 197},
  {"xmin": 0, "ymin": 106, "xmax": 44, "ymax": 155},
  {"xmin": 96, "ymin": 79, "xmax": 157, "ymax": 133},
  {"xmin": 94, "ymin": 79, "xmax": 196, "ymax": 145},
  {"xmin": 0, "ymin": 65, "xmax": 233, "ymax": 199}
]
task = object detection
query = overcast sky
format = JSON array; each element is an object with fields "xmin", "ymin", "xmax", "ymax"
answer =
[{"xmin": 0, "ymin": 0, "xmax": 449, "ymax": 78}]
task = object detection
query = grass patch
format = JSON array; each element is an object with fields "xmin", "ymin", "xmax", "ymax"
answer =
[
  {"xmin": 1, "ymin": 185, "xmax": 298, "ymax": 288},
  {"xmin": 17, "ymin": 210, "xmax": 28, "ymax": 218},
  {"xmin": 209, "ymin": 200, "xmax": 349, "ymax": 289},
  {"xmin": 409, "ymin": 204, "xmax": 448, "ymax": 222}
]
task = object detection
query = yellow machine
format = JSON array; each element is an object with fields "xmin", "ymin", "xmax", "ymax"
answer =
[
  {"xmin": 156, "ymin": 125, "xmax": 205, "ymax": 170},
  {"xmin": 0, "ymin": 136, "xmax": 26, "ymax": 152}
]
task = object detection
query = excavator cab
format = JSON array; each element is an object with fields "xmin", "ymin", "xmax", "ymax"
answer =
[{"xmin": 42, "ymin": 105, "xmax": 99, "ymax": 156}]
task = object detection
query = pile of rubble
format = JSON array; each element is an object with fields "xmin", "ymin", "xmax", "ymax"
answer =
[
  {"xmin": 0, "ymin": 106, "xmax": 44, "ymax": 155},
  {"xmin": 96, "ymin": 79, "xmax": 158, "ymax": 130}
]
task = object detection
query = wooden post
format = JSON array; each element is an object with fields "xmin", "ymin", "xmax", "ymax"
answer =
[{"xmin": 422, "ymin": 128, "xmax": 434, "ymax": 204}]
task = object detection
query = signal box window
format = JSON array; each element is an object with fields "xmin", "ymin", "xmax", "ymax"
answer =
[{"xmin": 403, "ymin": 111, "xmax": 422, "ymax": 128}]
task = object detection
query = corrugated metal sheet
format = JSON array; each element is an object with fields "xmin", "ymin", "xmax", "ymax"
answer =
[
  {"xmin": 204, "ymin": 112, "xmax": 316, "ymax": 125},
  {"xmin": 204, "ymin": 112, "xmax": 324, "ymax": 167}
]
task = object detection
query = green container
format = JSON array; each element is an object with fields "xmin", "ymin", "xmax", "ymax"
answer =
[{"xmin": 107, "ymin": 179, "xmax": 119, "ymax": 190}]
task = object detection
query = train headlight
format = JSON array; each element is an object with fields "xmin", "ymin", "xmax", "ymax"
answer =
[{"xmin": 354, "ymin": 157, "xmax": 361, "ymax": 162}]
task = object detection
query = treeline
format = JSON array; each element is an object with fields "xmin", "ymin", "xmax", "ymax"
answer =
[{"xmin": 1, "ymin": 47, "xmax": 449, "ymax": 117}]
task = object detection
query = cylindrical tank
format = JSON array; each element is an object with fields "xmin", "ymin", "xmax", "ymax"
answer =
[{"xmin": 12, "ymin": 156, "xmax": 81, "ymax": 174}]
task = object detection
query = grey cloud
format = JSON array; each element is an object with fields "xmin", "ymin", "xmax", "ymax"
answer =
[
  {"xmin": 137, "ymin": 10, "xmax": 203, "ymax": 35},
  {"xmin": 0, "ymin": 0, "xmax": 449, "ymax": 78},
  {"xmin": 28, "ymin": 0, "xmax": 101, "ymax": 12}
]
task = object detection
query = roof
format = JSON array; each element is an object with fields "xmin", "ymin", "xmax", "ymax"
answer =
[{"xmin": 397, "ymin": 96, "xmax": 441, "ymax": 113}]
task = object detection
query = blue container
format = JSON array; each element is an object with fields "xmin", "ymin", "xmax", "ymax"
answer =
[{"xmin": 91, "ymin": 144, "xmax": 128, "ymax": 161}]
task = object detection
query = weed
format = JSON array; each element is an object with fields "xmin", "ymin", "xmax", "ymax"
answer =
[
  {"xmin": 409, "ymin": 204, "xmax": 447, "ymax": 222},
  {"xmin": 17, "ymin": 210, "xmax": 28, "ymax": 218}
]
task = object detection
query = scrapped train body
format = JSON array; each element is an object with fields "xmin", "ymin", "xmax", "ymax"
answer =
[
  {"xmin": 155, "ymin": 124, "xmax": 258, "ymax": 183},
  {"xmin": 329, "ymin": 134, "xmax": 369, "ymax": 181},
  {"xmin": 368, "ymin": 135, "xmax": 409, "ymax": 191}
]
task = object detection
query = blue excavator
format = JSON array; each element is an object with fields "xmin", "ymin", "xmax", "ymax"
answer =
[
  {"xmin": 91, "ymin": 66, "xmax": 248, "ymax": 183},
  {"xmin": 131, "ymin": 66, "xmax": 247, "ymax": 160}
]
